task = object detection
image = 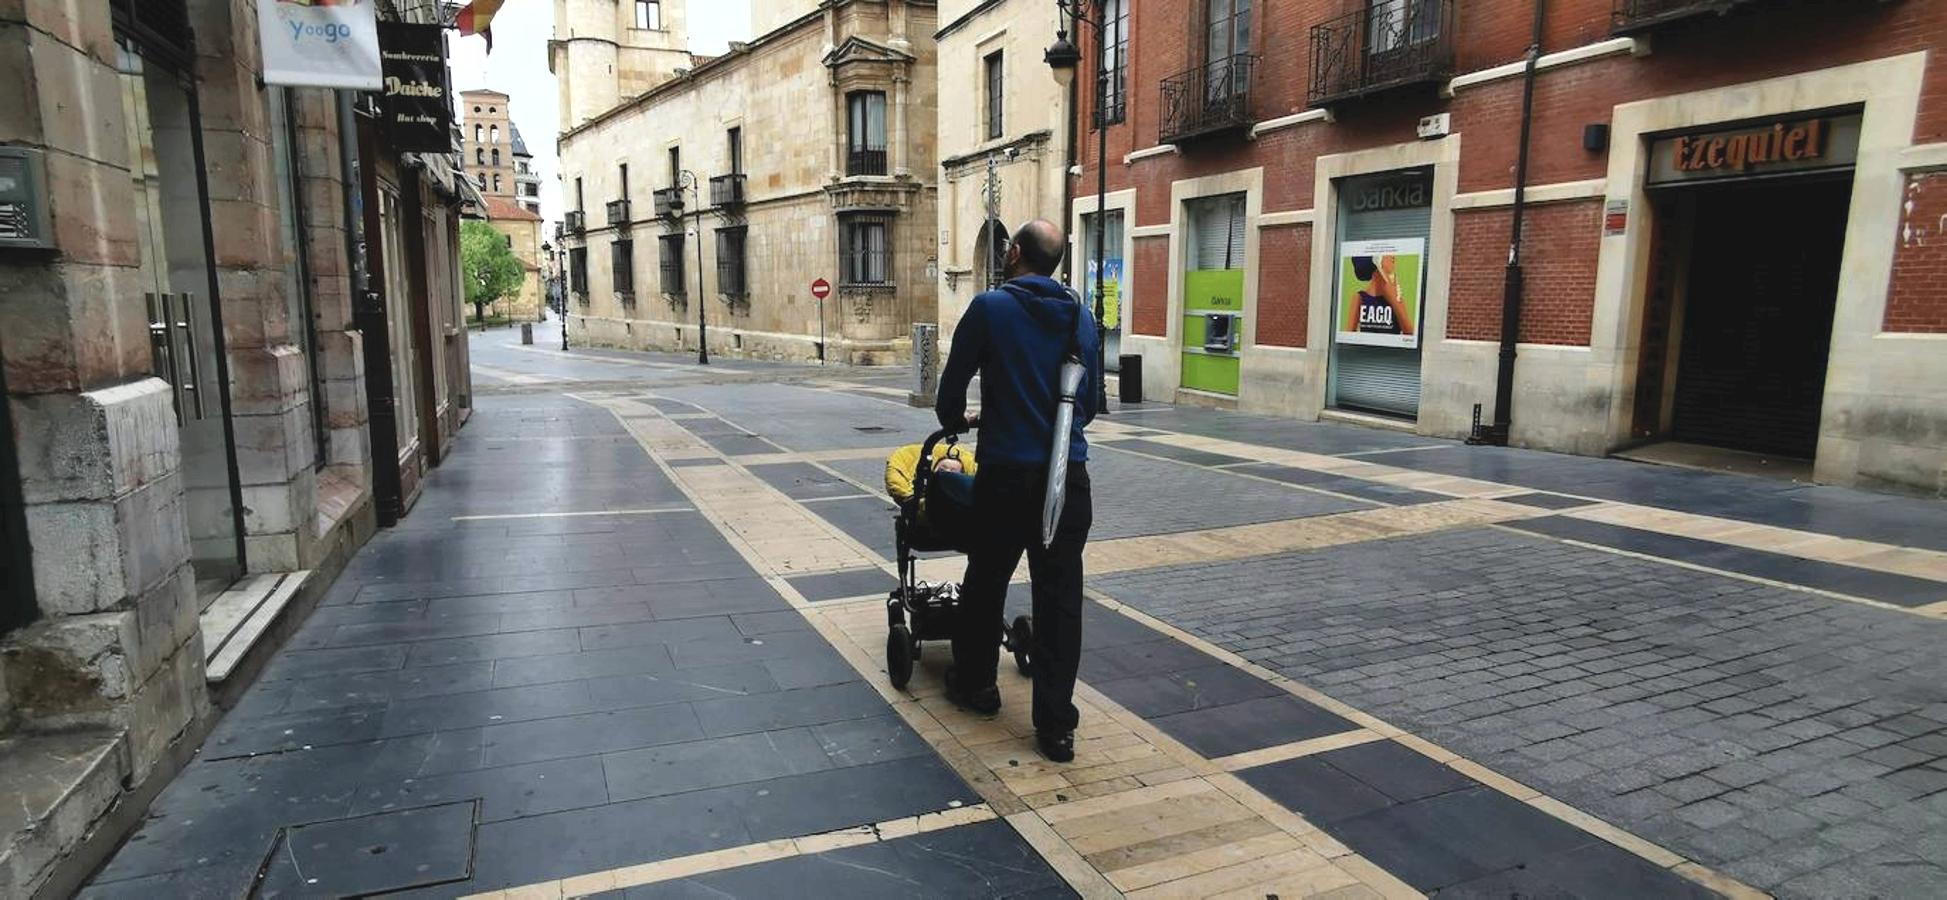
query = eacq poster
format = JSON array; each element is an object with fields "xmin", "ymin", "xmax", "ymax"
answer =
[
  {"xmin": 260, "ymin": 0, "xmax": 383, "ymax": 90},
  {"xmin": 1336, "ymin": 238, "xmax": 1424, "ymax": 349}
]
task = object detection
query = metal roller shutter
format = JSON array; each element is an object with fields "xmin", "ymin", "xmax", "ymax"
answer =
[{"xmin": 1330, "ymin": 176, "xmax": 1431, "ymax": 417}]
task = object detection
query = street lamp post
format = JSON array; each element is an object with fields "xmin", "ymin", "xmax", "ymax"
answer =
[
  {"xmin": 681, "ymin": 170, "xmax": 709, "ymax": 365},
  {"xmin": 1046, "ymin": 1, "xmax": 1111, "ymax": 416}
]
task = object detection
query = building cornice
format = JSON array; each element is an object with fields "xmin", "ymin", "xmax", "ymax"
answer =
[{"xmin": 936, "ymin": 0, "xmax": 1005, "ymax": 42}]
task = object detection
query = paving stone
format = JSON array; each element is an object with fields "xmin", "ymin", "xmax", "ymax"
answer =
[
  {"xmin": 256, "ymin": 801, "xmax": 476, "ymax": 897},
  {"xmin": 1149, "ymin": 694, "xmax": 1355, "ymax": 759}
]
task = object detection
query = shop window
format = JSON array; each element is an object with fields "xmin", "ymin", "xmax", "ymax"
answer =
[
  {"xmin": 985, "ymin": 50, "xmax": 1005, "ymax": 140},
  {"xmin": 846, "ymin": 91, "xmax": 888, "ymax": 176},
  {"xmin": 716, "ymin": 226, "xmax": 748, "ymax": 297},
  {"xmin": 840, "ymin": 214, "xmax": 891, "ymax": 285},
  {"xmin": 659, "ymin": 234, "xmax": 686, "ymax": 295}
]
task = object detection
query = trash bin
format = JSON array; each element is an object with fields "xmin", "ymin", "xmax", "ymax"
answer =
[
  {"xmin": 1118, "ymin": 355, "xmax": 1143, "ymax": 404},
  {"xmin": 521, "ymin": 323, "xmax": 534, "ymax": 345}
]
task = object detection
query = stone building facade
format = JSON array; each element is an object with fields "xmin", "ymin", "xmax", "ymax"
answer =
[
  {"xmin": 462, "ymin": 90, "xmax": 546, "ymax": 322},
  {"xmin": 1077, "ymin": 0, "xmax": 1947, "ymax": 497},
  {"xmin": 935, "ymin": 0, "xmax": 1075, "ymax": 349},
  {"xmin": 555, "ymin": 0, "xmax": 940, "ymax": 365},
  {"xmin": 0, "ymin": 1, "xmax": 472, "ymax": 893}
]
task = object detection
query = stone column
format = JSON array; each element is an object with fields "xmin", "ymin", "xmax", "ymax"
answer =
[
  {"xmin": 189, "ymin": 0, "xmax": 319, "ymax": 572},
  {"xmin": 0, "ymin": 0, "xmax": 209, "ymax": 786}
]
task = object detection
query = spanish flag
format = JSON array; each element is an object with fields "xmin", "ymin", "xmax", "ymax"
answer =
[{"xmin": 456, "ymin": 0, "xmax": 505, "ymax": 51}]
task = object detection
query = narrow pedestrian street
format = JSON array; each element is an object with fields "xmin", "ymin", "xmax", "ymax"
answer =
[{"xmin": 81, "ymin": 328, "xmax": 1947, "ymax": 898}]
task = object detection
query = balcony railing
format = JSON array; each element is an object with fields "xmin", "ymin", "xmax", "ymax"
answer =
[
  {"xmin": 652, "ymin": 187, "xmax": 685, "ymax": 218},
  {"xmin": 846, "ymin": 148, "xmax": 888, "ymax": 177},
  {"xmin": 606, "ymin": 199, "xmax": 631, "ymax": 228},
  {"xmin": 1308, "ymin": 0, "xmax": 1455, "ymax": 109},
  {"xmin": 1159, "ymin": 54, "xmax": 1258, "ymax": 144},
  {"xmin": 709, "ymin": 173, "xmax": 747, "ymax": 207},
  {"xmin": 564, "ymin": 210, "xmax": 586, "ymax": 234}
]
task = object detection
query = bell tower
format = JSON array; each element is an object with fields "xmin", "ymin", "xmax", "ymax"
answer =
[{"xmin": 552, "ymin": 0, "xmax": 693, "ymax": 131}]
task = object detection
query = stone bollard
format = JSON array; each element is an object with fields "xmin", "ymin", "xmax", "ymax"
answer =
[
  {"xmin": 521, "ymin": 323, "xmax": 534, "ymax": 345},
  {"xmin": 908, "ymin": 323, "xmax": 938, "ymax": 408}
]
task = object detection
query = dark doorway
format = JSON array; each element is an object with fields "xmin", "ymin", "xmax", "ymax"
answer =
[{"xmin": 1648, "ymin": 176, "xmax": 1850, "ymax": 460}]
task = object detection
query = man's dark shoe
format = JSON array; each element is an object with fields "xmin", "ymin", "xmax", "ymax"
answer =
[
  {"xmin": 1037, "ymin": 731, "xmax": 1075, "ymax": 763},
  {"xmin": 944, "ymin": 668, "xmax": 1001, "ymax": 716}
]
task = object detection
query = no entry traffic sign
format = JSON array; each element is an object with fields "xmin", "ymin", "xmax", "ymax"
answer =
[{"xmin": 811, "ymin": 278, "xmax": 832, "ymax": 300}]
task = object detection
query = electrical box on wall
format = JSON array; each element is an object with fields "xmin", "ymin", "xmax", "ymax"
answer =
[
  {"xmin": 1417, "ymin": 113, "xmax": 1451, "ymax": 141},
  {"xmin": 0, "ymin": 148, "xmax": 54, "ymax": 251}
]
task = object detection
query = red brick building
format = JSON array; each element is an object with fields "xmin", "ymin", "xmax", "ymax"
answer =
[{"xmin": 1069, "ymin": 0, "xmax": 1946, "ymax": 496}]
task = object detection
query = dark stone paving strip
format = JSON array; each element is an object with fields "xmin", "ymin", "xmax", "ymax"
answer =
[
  {"xmin": 787, "ymin": 567, "xmax": 896, "ymax": 602},
  {"xmin": 596, "ymin": 818, "xmax": 1073, "ymax": 898},
  {"xmin": 1245, "ymin": 743, "xmax": 1712, "ymax": 897},
  {"xmin": 1497, "ymin": 491, "xmax": 1602, "ymax": 510},
  {"xmin": 1077, "ymin": 607, "xmax": 1354, "ymax": 761},
  {"xmin": 1103, "ymin": 438, "xmax": 1253, "ymax": 468},
  {"xmin": 747, "ymin": 461, "xmax": 871, "ymax": 500},
  {"xmin": 1229, "ymin": 462, "xmax": 1451, "ymax": 506},
  {"xmin": 1505, "ymin": 516, "xmax": 1947, "ymax": 608}
]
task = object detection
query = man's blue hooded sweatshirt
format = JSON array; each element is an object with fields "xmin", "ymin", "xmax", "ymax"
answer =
[{"xmin": 937, "ymin": 275, "xmax": 1101, "ymax": 466}]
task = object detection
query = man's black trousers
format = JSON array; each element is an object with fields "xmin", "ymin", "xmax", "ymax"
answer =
[{"xmin": 952, "ymin": 460, "xmax": 1092, "ymax": 735}]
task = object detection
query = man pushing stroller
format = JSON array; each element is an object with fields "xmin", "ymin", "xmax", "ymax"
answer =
[{"xmin": 936, "ymin": 220, "xmax": 1102, "ymax": 763}]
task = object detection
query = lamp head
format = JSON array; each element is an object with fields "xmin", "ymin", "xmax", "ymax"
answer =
[{"xmin": 1044, "ymin": 29, "xmax": 1082, "ymax": 85}]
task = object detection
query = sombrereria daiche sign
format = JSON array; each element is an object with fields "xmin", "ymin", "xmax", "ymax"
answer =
[{"xmin": 378, "ymin": 23, "xmax": 453, "ymax": 154}]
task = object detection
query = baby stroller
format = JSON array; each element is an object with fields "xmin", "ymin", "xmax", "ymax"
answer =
[{"xmin": 883, "ymin": 427, "xmax": 1032, "ymax": 690}]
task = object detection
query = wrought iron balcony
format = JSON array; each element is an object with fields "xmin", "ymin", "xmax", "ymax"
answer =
[
  {"xmin": 652, "ymin": 187, "xmax": 685, "ymax": 218},
  {"xmin": 563, "ymin": 210, "xmax": 586, "ymax": 234},
  {"xmin": 1159, "ymin": 54, "xmax": 1259, "ymax": 144},
  {"xmin": 709, "ymin": 173, "xmax": 747, "ymax": 207},
  {"xmin": 605, "ymin": 199, "xmax": 631, "ymax": 228},
  {"xmin": 1308, "ymin": 0, "xmax": 1455, "ymax": 109},
  {"xmin": 846, "ymin": 148, "xmax": 888, "ymax": 177}
]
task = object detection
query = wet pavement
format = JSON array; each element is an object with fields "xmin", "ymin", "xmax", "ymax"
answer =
[{"xmin": 81, "ymin": 326, "xmax": 1947, "ymax": 898}]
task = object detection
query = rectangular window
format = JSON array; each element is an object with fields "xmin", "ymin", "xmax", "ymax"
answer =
[
  {"xmin": 846, "ymin": 91, "xmax": 888, "ymax": 176},
  {"xmin": 839, "ymin": 214, "xmax": 891, "ymax": 285},
  {"xmin": 619, "ymin": 163, "xmax": 629, "ymax": 200},
  {"xmin": 716, "ymin": 227, "xmax": 748, "ymax": 297},
  {"xmin": 575, "ymin": 177, "xmax": 584, "ymax": 211},
  {"xmin": 634, "ymin": 0, "xmax": 661, "ymax": 30},
  {"xmin": 668, "ymin": 146, "xmax": 681, "ymax": 187},
  {"xmin": 1368, "ymin": 0, "xmax": 1442, "ymax": 54},
  {"xmin": 611, "ymin": 239, "xmax": 634, "ymax": 296},
  {"xmin": 569, "ymin": 247, "xmax": 589, "ymax": 302},
  {"xmin": 1097, "ymin": 0, "xmax": 1129, "ymax": 127},
  {"xmin": 985, "ymin": 51, "xmax": 1005, "ymax": 140},
  {"xmin": 659, "ymin": 234, "xmax": 686, "ymax": 295},
  {"xmin": 727, "ymin": 127, "xmax": 743, "ymax": 175}
]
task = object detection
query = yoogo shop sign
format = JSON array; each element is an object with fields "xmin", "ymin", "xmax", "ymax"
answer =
[{"xmin": 259, "ymin": 0, "xmax": 383, "ymax": 90}]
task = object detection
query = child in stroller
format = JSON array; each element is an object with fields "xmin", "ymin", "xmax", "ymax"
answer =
[{"xmin": 882, "ymin": 427, "xmax": 1032, "ymax": 690}]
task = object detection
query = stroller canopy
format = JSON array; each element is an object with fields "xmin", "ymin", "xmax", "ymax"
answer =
[{"xmin": 885, "ymin": 441, "xmax": 978, "ymax": 504}]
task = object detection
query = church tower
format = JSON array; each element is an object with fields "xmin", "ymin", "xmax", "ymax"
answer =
[{"xmin": 551, "ymin": 0, "xmax": 693, "ymax": 131}]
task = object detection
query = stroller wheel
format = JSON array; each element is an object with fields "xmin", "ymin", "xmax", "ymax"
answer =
[
  {"xmin": 1011, "ymin": 615, "xmax": 1034, "ymax": 677},
  {"xmin": 887, "ymin": 624, "xmax": 915, "ymax": 690}
]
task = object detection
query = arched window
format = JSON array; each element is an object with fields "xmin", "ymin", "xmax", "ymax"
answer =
[
  {"xmin": 474, "ymin": 123, "xmax": 483, "ymax": 143},
  {"xmin": 975, "ymin": 219, "xmax": 1010, "ymax": 289},
  {"xmin": 491, "ymin": 149, "xmax": 500, "ymax": 166},
  {"xmin": 476, "ymin": 147, "xmax": 485, "ymax": 165},
  {"xmin": 476, "ymin": 173, "xmax": 486, "ymax": 189},
  {"xmin": 490, "ymin": 124, "xmax": 499, "ymax": 144},
  {"xmin": 493, "ymin": 174, "xmax": 502, "ymax": 193}
]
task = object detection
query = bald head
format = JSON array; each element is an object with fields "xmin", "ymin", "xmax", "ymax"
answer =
[{"xmin": 1009, "ymin": 219, "xmax": 1068, "ymax": 278}]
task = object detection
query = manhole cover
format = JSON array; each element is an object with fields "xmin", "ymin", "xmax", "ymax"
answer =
[
  {"xmin": 252, "ymin": 800, "xmax": 477, "ymax": 898},
  {"xmin": 853, "ymin": 425, "xmax": 894, "ymax": 434}
]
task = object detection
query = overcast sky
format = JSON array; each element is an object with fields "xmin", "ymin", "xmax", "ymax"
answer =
[{"xmin": 450, "ymin": 2, "xmax": 753, "ymax": 227}]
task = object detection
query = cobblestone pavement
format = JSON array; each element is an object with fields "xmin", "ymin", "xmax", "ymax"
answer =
[{"xmin": 82, "ymin": 334, "xmax": 1947, "ymax": 898}]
